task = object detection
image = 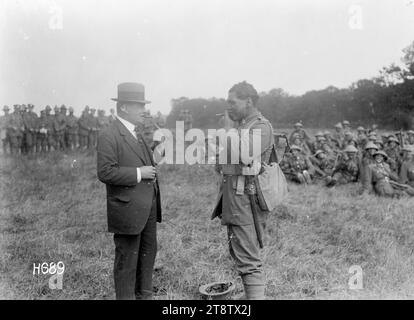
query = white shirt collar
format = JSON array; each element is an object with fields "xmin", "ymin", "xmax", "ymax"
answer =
[{"xmin": 117, "ymin": 115, "xmax": 137, "ymax": 139}]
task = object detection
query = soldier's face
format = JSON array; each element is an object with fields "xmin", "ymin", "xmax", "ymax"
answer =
[
  {"xmin": 389, "ymin": 142, "xmax": 397, "ymax": 148},
  {"xmin": 347, "ymin": 152, "xmax": 356, "ymax": 159},
  {"xmin": 375, "ymin": 155, "xmax": 384, "ymax": 163},
  {"xmin": 226, "ymin": 92, "xmax": 250, "ymax": 122}
]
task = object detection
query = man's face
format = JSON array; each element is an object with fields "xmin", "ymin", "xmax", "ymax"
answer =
[
  {"xmin": 318, "ymin": 153, "xmax": 326, "ymax": 160},
  {"xmin": 375, "ymin": 155, "xmax": 384, "ymax": 163},
  {"xmin": 347, "ymin": 152, "xmax": 356, "ymax": 160},
  {"xmin": 389, "ymin": 141, "xmax": 397, "ymax": 148},
  {"xmin": 226, "ymin": 92, "xmax": 249, "ymax": 122},
  {"xmin": 121, "ymin": 102, "xmax": 146, "ymax": 125},
  {"xmin": 335, "ymin": 127, "xmax": 341, "ymax": 132}
]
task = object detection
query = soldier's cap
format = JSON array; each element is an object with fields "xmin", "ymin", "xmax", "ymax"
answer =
[
  {"xmin": 318, "ymin": 136, "xmax": 327, "ymax": 141},
  {"xmin": 45, "ymin": 105, "xmax": 52, "ymax": 110},
  {"xmin": 407, "ymin": 130, "xmax": 414, "ymax": 135},
  {"xmin": 388, "ymin": 136, "xmax": 400, "ymax": 144},
  {"xmin": 323, "ymin": 131, "xmax": 331, "ymax": 136},
  {"xmin": 292, "ymin": 133, "xmax": 300, "ymax": 139},
  {"xmin": 3, "ymin": 105, "xmax": 9, "ymax": 111},
  {"xmin": 357, "ymin": 126, "xmax": 365, "ymax": 131},
  {"xmin": 54, "ymin": 105, "xmax": 59, "ymax": 110},
  {"xmin": 343, "ymin": 120, "xmax": 350, "ymax": 125},
  {"xmin": 60, "ymin": 104, "xmax": 67, "ymax": 110},
  {"xmin": 85, "ymin": 105, "xmax": 90, "ymax": 110},
  {"xmin": 334, "ymin": 123, "xmax": 342, "ymax": 128},
  {"xmin": 373, "ymin": 150, "xmax": 388, "ymax": 160},
  {"xmin": 28, "ymin": 104, "xmax": 34, "ymax": 108},
  {"xmin": 314, "ymin": 150, "xmax": 325, "ymax": 157},
  {"xmin": 344, "ymin": 145, "xmax": 358, "ymax": 153},
  {"xmin": 344, "ymin": 131, "xmax": 353, "ymax": 136},
  {"xmin": 365, "ymin": 141, "xmax": 379, "ymax": 150},
  {"xmin": 315, "ymin": 131, "xmax": 324, "ymax": 137},
  {"xmin": 294, "ymin": 122, "xmax": 303, "ymax": 127},
  {"xmin": 290, "ymin": 145, "xmax": 302, "ymax": 152}
]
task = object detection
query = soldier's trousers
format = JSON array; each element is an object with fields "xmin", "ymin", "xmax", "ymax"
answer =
[
  {"xmin": 25, "ymin": 131, "xmax": 37, "ymax": 153},
  {"xmin": 55, "ymin": 132, "xmax": 65, "ymax": 151},
  {"xmin": 9, "ymin": 135, "xmax": 22, "ymax": 154},
  {"xmin": 79, "ymin": 134, "xmax": 88, "ymax": 149},
  {"xmin": 66, "ymin": 133, "xmax": 78, "ymax": 150},
  {"xmin": 47, "ymin": 134, "xmax": 55, "ymax": 151},
  {"xmin": 37, "ymin": 134, "xmax": 47, "ymax": 152},
  {"xmin": 88, "ymin": 131, "xmax": 97, "ymax": 149},
  {"xmin": 227, "ymin": 223, "xmax": 265, "ymax": 287}
]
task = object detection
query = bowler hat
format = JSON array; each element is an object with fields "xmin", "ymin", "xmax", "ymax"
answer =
[{"xmin": 111, "ymin": 82, "xmax": 151, "ymax": 104}]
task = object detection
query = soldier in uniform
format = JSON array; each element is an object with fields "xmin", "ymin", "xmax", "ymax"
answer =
[
  {"xmin": 311, "ymin": 132, "xmax": 326, "ymax": 153},
  {"xmin": 8, "ymin": 105, "xmax": 24, "ymax": 154},
  {"xmin": 87, "ymin": 108, "xmax": 99, "ymax": 149},
  {"xmin": 108, "ymin": 108, "xmax": 117, "ymax": 124},
  {"xmin": 342, "ymin": 120, "xmax": 351, "ymax": 132},
  {"xmin": 78, "ymin": 107, "xmax": 90, "ymax": 150},
  {"xmin": 20, "ymin": 104, "xmax": 29, "ymax": 153},
  {"xmin": 44, "ymin": 105, "xmax": 56, "ymax": 151},
  {"xmin": 0, "ymin": 105, "xmax": 11, "ymax": 154},
  {"xmin": 384, "ymin": 136, "xmax": 401, "ymax": 174},
  {"xmin": 360, "ymin": 141, "xmax": 379, "ymax": 178},
  {"xmin": 280, "ymin": 145, "xmax": 314, "ymax": 184},
  {"xmin": 291, "ymin": 133, "xmax": 311, "ymax": 155},
  {"xmin": 342, "ymin": 131, "xmax": 358, "ymax": 149},
  {"xmin": 23, "ymin": 104, "xmax": 38, "ymax": 154},
  {"xmin": 326, "ymin": 145, "xmax": 361, "ymax": 187},
  {"xmin": 65, "ymin": 107, "xmax": 78, "ymax": 150},
  {"xmin": 362, "ymin": 150, "xmax": 414, "ymax": 197},
  {"xmin": 309, "ymin": 149, "xmax": 335, "ymax": 180},
  {"xmin": 356, "ymin": 126, "xmax": 367, "ymax": 149},
  {"xmin": 36, "ymin": 110, "xmax": 48, "ymax": 153},
  {"xmin": 288, "ymin": 122, "xmax": 311, "ymax": 145},
  {"xmin": 53, "ymin": 105, "xmax": 67, "ymax": 151},
  {"xmin": 211, "ymin": 81, "xmax": 274, "ymax": 300},
  {"xmin": 406, "ymin": 130, "xmax": 414, "ymax": 146},
  {"xmin": 97, "ymin": 109, "xmax": 110, "ymax": 132},
  {"xmin": 332, "ymin": 123, "xmax": 344, "ymax": 149},
  {"xmin": 400, "ymin": 148, "xmax": 414, "ymax": 188},
  {"xmin": 323, "ymin": 131, "xmax": 335, "ymax": 150}
]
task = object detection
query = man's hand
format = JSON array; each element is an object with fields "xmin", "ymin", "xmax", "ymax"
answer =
[{"xmin": 140, "ymin": 166, "xmax": 157, "ymax": 180}]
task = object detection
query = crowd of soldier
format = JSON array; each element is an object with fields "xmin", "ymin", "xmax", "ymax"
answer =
[
  {"xmin": 0, "ymin": 104, "xmax": 120, "ymax": 154},
  {"xmin": 0, "ymin": 104, "xmax": 167, "ymax": 155},
  {"xmin": 280, "ymin": 120, "xmax": 414, "ymax": 198}
]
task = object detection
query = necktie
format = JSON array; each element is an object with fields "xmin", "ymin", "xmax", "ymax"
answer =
[{"xmin": 134, "ymin": 125, "xmax": 152, "ymax": 165}]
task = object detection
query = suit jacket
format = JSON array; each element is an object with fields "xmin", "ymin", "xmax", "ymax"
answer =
[{"xmin": 97, "ymin": 118, "xmax": 161, "ymax": 234}]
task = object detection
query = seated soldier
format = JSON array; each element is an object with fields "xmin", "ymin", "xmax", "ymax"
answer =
[
  {"xmin": 400, "ymin": 148, "xmax": 414, "ymax": 188},
  {"xmin": 326, "ymin": 145, "xmax": 360, "ymax": 187},
  {"xmin": 311, "ymin": 132, "xmax": 326, "ymax": 153},
  {"xmin": 356, "ymin": 126, "xmax": 367, "ymax": 149},
  {"xmin": 362, "ymin": 150, "xmax": 414, "ymax": 197},
  {"xmin": 309, "ymin": 149, "xmax": 335, "ymax": 180},
  {"xmin": 280, "ymin": 145, "xmax": 314, "ymax": 184},
  {"xmin": 384, "ymin": 136, "xmax": 401, "ymax": 174},
  {"xmin": 342, "ymin": 131, "xmax": 358, "ymax": 149},
  {"xmin": 361, "ymin": 141, "xmax": 379, "ymax": 175},
  {"xmin": 291, "ymin": 134, "xmax": 311, "ymax": 155}
]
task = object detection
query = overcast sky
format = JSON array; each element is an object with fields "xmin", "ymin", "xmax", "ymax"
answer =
[{"xmin": 1, "ymin": 0, "xmax": 413, "ymax": 115}]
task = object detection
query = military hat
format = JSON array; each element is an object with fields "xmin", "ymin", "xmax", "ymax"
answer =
[
  {"xmin": 357, "ymin": 126, "xmax": 365, "ymax": 131},
  {"xmin": 388, "ymin": 136, "xmax": 400, "ymax": 144},
  {"xmin": 85, "ymin": 105, "xmax": 90, "ymax": 110},
  {"xmin": 314, "ymin": 149, "xmax": 325, "ymax": 157},
  {"xmin": 365, "ymin": 141, "xmax": 379, "ymax": 150},
  {"xmin": 323, "ymin": 131, "xmax": 331, "ymax": 136},
  {"xmin": 290, "ymin": 145, "xmax": 302, "ymax": 152},
  {"xmin": 344, "ymin": 145, "xmax": 358, "ymax": 153},
  {"xmin": 344, "ymin": 131, "xmax": 353, "ymax": 136},
  {"xmin": 68, "ymin": 106, "xmax": 74, "ymax": 112},
  {"xmin": 407, "ymin": 130, "xmax": 414, "ymax": 135},
  {"xmin": 368, "ymin": 134, "xmax": 377, "ymax": 141},
  {"xmin": 45, "ymin": 105, "xmax": 52, "ymax": 111},
  {"xmin": 28, "ymin": 104, "xmax": 34, "ymax": 109},
  {"xmin": 343, "ymin": 120, "xmax": 350, "ymax": 125},
  {"xmin": 292, "ymin": 133, "xmax": 300, "ymax": 139},
  {"xmin": 294, "ymin": 122, "xmax": 303, "ymax": 127},
  {"xmin": 54, "ymin": 105, "xmax": 59, "ymax": 111},
  {"xmin": 373, "ymin": 150, "xmax": 388, "ymax": 160},
  {"xmin": 21, "ymin": 104, "xmax": 27, "ymax": 110},
  {"xmin": 3, "ymin": 105, "xmax": 9, "ymax": 111},
  {"xmin": 315, "ymin": 131, "xmax": 324, "ymax": 137},
  {"xmin": 334, "ymin": 123, "xmax": 342, "ymax": 128},
  {"xmin": 60, "ymin": 104, "xmax": 67, "ymax": 110}
]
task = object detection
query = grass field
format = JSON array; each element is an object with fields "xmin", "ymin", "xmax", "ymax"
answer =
[{"xmin": 1, "ymin": 149, "xmax": 414, "ymax": 300}]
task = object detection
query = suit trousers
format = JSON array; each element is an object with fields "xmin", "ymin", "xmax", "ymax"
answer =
[{"xmin": 113, "ymin": 195, "xmax": 157, "ymax": 300}]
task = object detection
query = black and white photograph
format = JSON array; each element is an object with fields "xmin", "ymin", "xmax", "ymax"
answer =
[{"xmin": 1, "ymin": 0, "xmax": 414, "ymax": 305}]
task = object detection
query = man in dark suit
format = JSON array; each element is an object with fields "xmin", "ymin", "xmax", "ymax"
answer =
[{"xmin": 97, "ymin": 82, "xmax": 162, "ymax": 300}]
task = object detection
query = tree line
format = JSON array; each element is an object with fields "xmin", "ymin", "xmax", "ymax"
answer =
[{"xmin": 166, "ymin": 41, "xmax": 414, "ymax": 130}]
